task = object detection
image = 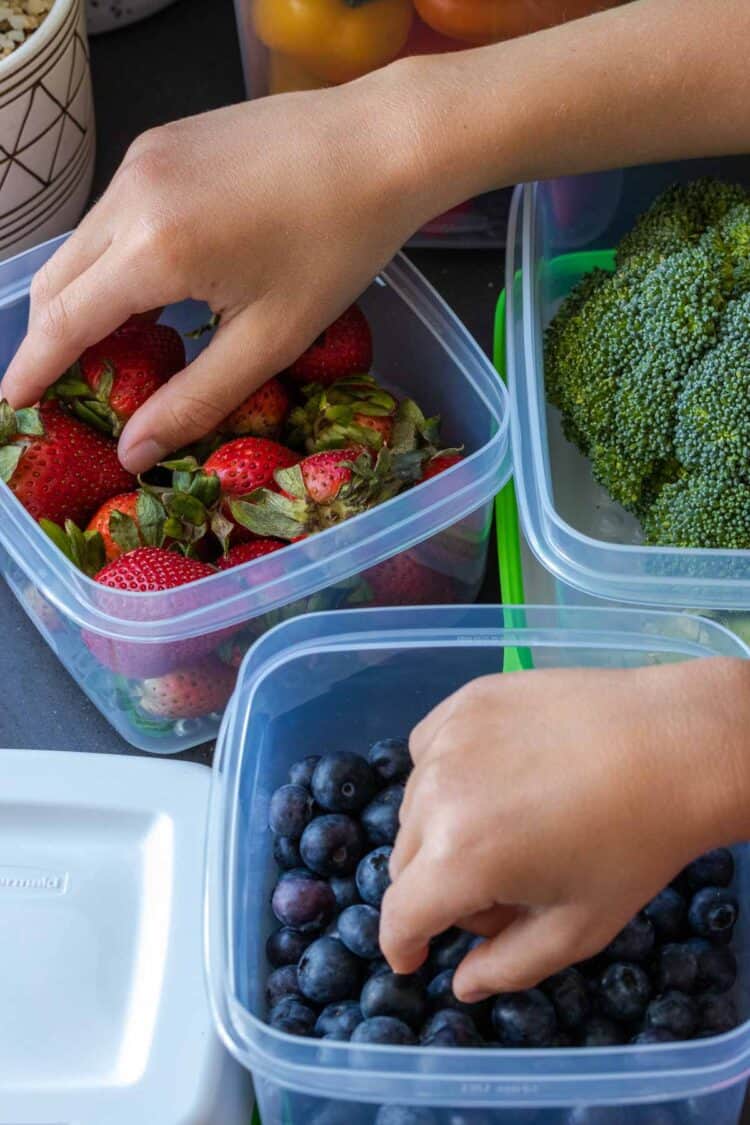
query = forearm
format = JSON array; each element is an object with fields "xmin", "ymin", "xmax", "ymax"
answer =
[{"xmin": 371, "ymin": 0, "xmax": 750, "ymax": 222}]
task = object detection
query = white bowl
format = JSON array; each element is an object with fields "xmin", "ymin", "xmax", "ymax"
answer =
[
  {"xmin": 0, "ymin": 0, "xmax": 94, "ymax": 262},
  {"xmin": 86, "ymin": 0, "xmax": 179, "ymax": 34}
]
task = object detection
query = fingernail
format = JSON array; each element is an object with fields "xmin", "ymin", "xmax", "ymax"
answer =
[
  {"xmin": 118, "ymin": 437, "xmax": 167, "ymax": 474},
  {"xmin": 459, "ymin": 990, "xmax": 492, "ymax": 1004}
]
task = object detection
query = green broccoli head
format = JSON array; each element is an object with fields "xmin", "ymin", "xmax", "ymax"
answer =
[{"xmin": 641, "ymin": 472, "xmax": 750, "ymax": 550}]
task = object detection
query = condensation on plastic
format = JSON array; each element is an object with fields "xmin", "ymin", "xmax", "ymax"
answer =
[
  {"xmin": 0, "ymin": 235, "xmax": 510, "ymax": 753},
  {"xmin": 205, "ymin": 605, "xmax": 750, "ymax": 1125}
]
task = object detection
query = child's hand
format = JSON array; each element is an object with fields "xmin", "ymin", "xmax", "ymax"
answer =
[{"xmin": 380, "ymin": 658, "xmax": 750, "ymax": 1002}]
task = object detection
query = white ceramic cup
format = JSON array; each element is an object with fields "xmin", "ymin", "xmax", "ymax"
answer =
[
  {"xmin": 86, "ymin": 0, "xmax": 179, "ymax": 35},
  {"xmin": 0, "ymin": 0, "xmax": 95, "ymax": 262}
]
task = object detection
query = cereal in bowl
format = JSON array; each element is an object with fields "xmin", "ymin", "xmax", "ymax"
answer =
[{"xmin": 0, "ymin": 0, "xmax": 54, "ymax": 58}]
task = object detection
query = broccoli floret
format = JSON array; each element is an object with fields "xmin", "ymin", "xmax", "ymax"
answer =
[{"xmin": 642, "ymin": 473, "xmax": 750, "ymax": 549}]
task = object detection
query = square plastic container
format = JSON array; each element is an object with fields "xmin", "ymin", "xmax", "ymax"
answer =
[
  {"xmin": 504, "ymin": 157, "xmax": 750, "ymax": 638},
  {"xmin": 0, "ymin": 234, "xmax": 510, "ymax": 755},
  {"xmin": 205, "ymin": 604, "xmax": 750, "ymax": 1125},
  {"xmin": 0, "ymin": 748, "xmax": 251, "ymax": 1124}
]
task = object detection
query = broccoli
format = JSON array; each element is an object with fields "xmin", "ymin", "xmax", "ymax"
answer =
[{"xmin": 544, "ymin": 178, "xmax": 750, "ymax": 548}]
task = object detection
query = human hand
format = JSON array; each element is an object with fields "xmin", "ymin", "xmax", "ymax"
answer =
[{"xmin": 380, "ymin": 658, "xmax": 750, "ymax": 1002}]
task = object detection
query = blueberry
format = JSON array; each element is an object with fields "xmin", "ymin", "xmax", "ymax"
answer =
[
  {"xmin": 266, "ymin": 964, "xmax": 301, "ymax": 1009},
  {"xmin": 687, "ymin": 939, "xmax": 737, "ymax": 993},
  {"xmin": 427, "ymin": 929, "xmax": 478, "ymax": 976},
  {"xmin": 696, "ymin": 992, "xmax": 738, "ymax": 1036},
  {"xmin": 272, "ymin": 871, "xmax": 336, "ymax": 933},
  {"xmin": 688, "ymin": 887, "xmax": 738, "ymax": 939},
  {"xmin": 375, "ymin": 1107, "xmax": 437, "ymax": 1125},
  {"xmin": 631, "ymin": 1028, "xmax": 678, "ymax": 1045},
  {"xmin": 492, "ymin": 989, "xmax": 557, "ymax": 1046},
  {"xmin": 599, "ymin": 962, "xmax": 651, "ymax": 1023},
  {"xmin": 646, "ymin": 991, "xmax": 699, "ymax": 1039},
  {"xmin": 300, "ymin": 814, "xmax": 366, "ymax": 877},
  {"xmin": 329, "ymin": 875, "xmax": 360, "ymax": 911},
  {"xmin": 368, "ymin": 958, "xmax": 391, "ymax": 978},
  {"xmin": 266, "ymin": 926, "xmax": 315, "ymax": 968},
  {"xmin": 361, "ymin": 784, "xmax": 405, "ymax": 847},
  {"xmin": 269, "ymin": 996, "xmax": 317, "ymax": 1036},
  {"xmin": 682, "ymin": 848, "xmax": 734, "ymax": 891},
  {"xmin": 312, "ymin": 752, "xmax": 378, "ymax": 813},
  {"xmin": 351, "ymin": 1016, "xmax": 417, "ymax": 1045},
  {"xmin": 269, "ymin": 784, "xmax": 315, "ymax": 838},
  {"xmin": 361, "ymin": 970, "xmax": 427, "ymax": 1030},
  {"xmin": 643, "ymin": 888, "xmax": 687, "ymax": 941},
  {"xmin": 579, "ymin": 1015, "xmax": 626, "ymax": 1047},
  {"xmin": 338, "ymin": 904, "xmax": 382, "ymax": 960},
  {"xmin": 315, "ymin": 1001, "xmax": 364, "ymax": 1041},
  {"xmin": 368, "ymin": 738, "xmax": 412, "ymax": 784},
  {"xmin": 426, "ymin": 969, "xmax": 485, "ymax": 1019},
  {"xmin": 273, "ymin": 835, "xmax": 302, "ymax": 871},
  {"xmin": 604, "ymin": 915, "xmax": 655, "ymax": 962},
  {"xmin": 419, "ymin": 1008, "xmax": 483, "ymax": 1047},
  {"xmin": 655, "ymin": 944, "xmax": 698, "ymax": 994},
  {"xmin": 298, "ymin": 937, "xmax": 362, "ymax": 1005},
  {"xmin": 356, "ymin": 846, "xmax": 393, "ymax": 908},
  {"xmin": 542, "ymin": 967, "xmax": 591, "ymax": 1031},
  {"xmin": 289, "ymin": 755, "xmax": 322, "ymax": 788}
]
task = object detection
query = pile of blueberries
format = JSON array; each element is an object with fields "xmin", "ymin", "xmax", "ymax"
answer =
[{"xmin": 265, "ymin": 740, "xmax": 741, "ymax": 1049}]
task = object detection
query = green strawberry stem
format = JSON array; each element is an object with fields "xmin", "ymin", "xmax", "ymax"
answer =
[
  {"xmin": 50, "ymin": 361, "xmax": 123, "ymax": 437},
  {"xmin": 0, "ymin": 400, "xmax": 44, "ymax": 482},
  {"xmin": 40, "ymin": 519, "xmax": 105, "ymax": 577}
]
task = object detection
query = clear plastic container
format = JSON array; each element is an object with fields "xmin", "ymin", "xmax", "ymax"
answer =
[
  {"xmin": 0, "ymin": 235, "xmax": 510, "ymax": 755},
  {"xmin": 205, "ymin": 604, "xmax": 750, "ymax": 1125},
  {"xmin": 504, "ymin": 157, "xmax": 750, "ymax": 641},
  {"xmin": 232, "ymin": 0, "xmax": 626, "ymax": 249}
]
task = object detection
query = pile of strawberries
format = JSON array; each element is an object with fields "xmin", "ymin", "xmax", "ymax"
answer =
[{"xmin": 0, "ymin": 303, "xmax": 463, "ymax": 724}]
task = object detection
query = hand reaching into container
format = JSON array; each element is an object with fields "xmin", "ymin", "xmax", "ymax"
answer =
[{"xmin": 381, "ymin": 658, "xmax": 750, "ymax": 1001}]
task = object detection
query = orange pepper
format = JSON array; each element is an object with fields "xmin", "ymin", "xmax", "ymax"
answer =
[
  {"xmin": 253, "ymin": 0, "xmax": 414, "ymax": 85},
  {"xmin": 269, "ymin": 51, "xmax": 328, "ymax": 94},
  {"xmin": 414, "ymin": 0, "xmax": 623, "ymax": 44}
]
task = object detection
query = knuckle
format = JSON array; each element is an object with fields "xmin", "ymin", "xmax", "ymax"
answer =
[
  {"xmin": 29, "ymin": 263, "xmax": 52, "ymax": 309},
  {"xmin": 35, "ymin": 292, "xmax": 70, "ymax": 345}
]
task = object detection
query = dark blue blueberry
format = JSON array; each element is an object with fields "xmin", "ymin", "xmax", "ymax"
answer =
[
  {"xmin": 298, "ymin": 936, "xmax": 362, "ymax": 1005},
  {"xmin": 419, "ymin": 1008, "xmax": 483, "ymax": 1047},
  {"xmin": 426, "ymin": 969, "xmax": 486, "ymax": 1019},
  {"xmin": 338, "ymin": 904, "xmax": 382, "ymax": 960},
  {"xmin": 266, "ymin": 964, "xmax": 301, "ymax": 1009},
  {"xmin": 361, "ymin": 970, "xmax": 427, "ymax": 1030},
  {"xmin": 578, "ymin": 1016, "xmax": 626, "ymax": 1047},
  {"xmin": 300, "ymin": 814, "xmax": 366, "ymax": 877},
  {"xmin": 368, "ymin": 958, "xmax": 391, "ymax": 978},
  {"xmin": 655, "ymin": 944, "xmax": 698, "ymax": 994},
  {"xmin": 375, "ymin": 1107, "xmax": 437, "ymax": 1125},
  {"xmin": 427, "ymin": 929, "xmax": 479, "ymax": 976},
  {"xmin": 631, "ymin": 1028, "xmax": 678, "ymax": 1045},
  {"xmin": 312, "ymin": 752, "xmax": 379, "ymax": 813},
  {"xmin": 599, "ymin": 962, "xmax": 651, "ymax": 1022},
  {"xmin": 272, "ymin": 871, "xmax": 335, "ymax": 933},
  {"xmin": 687, "ymin": 939, "xmax": 737, "ymax": 993},
  {"xmin": 646, "ymin": 991, "xmax": 699, "ymax": 1038},
  {"xmin": 696, "ymin": 992, "xmax": 738, "ymax": 1036},
  {"xmin": 492, "ymin": 989, "xmax": 557, "ymax": 1046},
  {"xmin": 368, "ymin": 738, "xmax": 412, "ymax": 784},
  {"xmin": 542, "ymin": 967, "xmax": 591, "ymax": 1031},
  {"xmin": 351, "ymin": 1016, "xmax": 417, "ymax": 1045},
  {"xmin": 643, "ymin": 888, "xmax": 687, "ymax": 942},
  {"xmin": 273, "ymin": 835, "xmax": 302, "ymax": 871},
  {"xmin": 603, "ymin": 915, "xmax": 655, "ymax": 963},
  {"xmin": 314, "ymin": 1001, "xmax": 364, "ymax": 1041},
  {"xmin": 329, "ymin": 875, "xmax": 360, "ymax": 912},
  {"xmin": 361, "ymin": 784, "xmax": 405, "ymax": 847},
  {"xmin": 356, "ymin": 846, "xmax": 393, "ymax": 908},
  {"xmin": 269, "ymin": 784, "xmax": 315, "ymax": 838},
  {"xmin": 682, "ymin": 849, "xmax": 735, "ymax": 891},
  {"xmin": 266, "ymin": 926, "xmax": 315, "ymax": 968},
  {"xmin": 688, "ymin": 887, "xmax": 738, "ymax": 939},
  {"xmin": 269, "ymin": 996, "xmax": 317, "ymax": 1037},
  {"xmin": 289, "ymin": 755, "xmax": 322, "ymax": 788}
]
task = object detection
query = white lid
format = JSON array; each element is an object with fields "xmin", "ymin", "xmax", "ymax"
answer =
[{"xmin": 0, "ymin": 749, "xmax": 251, "ymax": 1124}]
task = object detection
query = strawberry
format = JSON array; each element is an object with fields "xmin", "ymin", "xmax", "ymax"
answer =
[
  {"xmin": 215, "ymin": 538, "xmax": 287, "ymax": 570},
  {"xmin": 51, "ymin": 323, "xmax": 186, "ymax": 437},
  {"xmin": 136, "ymin": 655, "xmax": 236, "ymax": 721},
  {"xmin": 286, "ymin": 374, "xmax": 398, "ymax": 453},
  {"xmin": 86, "ymin": 489, "xmax": 178, "ymax": 562},
  {"xmin": 220, "ymin": 378, "xmax": 290, "ymax": 440},
  {"xmin": 120, "ymin": 308, "xmax": 164, "ymax": 331},
  {"xmin": 0, "ymin": 400, "xmax": 135, "ymax": 525},
  {"xmin": 93, "ymin": 545, "xmax": 215, "ymax": 593},
  {"xmin": 423, "ymin": 453, "xmax": 463, "ymax": 480},
  {"xmin": 286, "ymin": 305, "xmax": 373, "ymax": 387},
  {"xmin": 202, "ymin": 436, "xmax": 300, "ymax": 544},
  {"xmin": 357, "ymin": 552, "xmax": 455, "ymax": 607}
]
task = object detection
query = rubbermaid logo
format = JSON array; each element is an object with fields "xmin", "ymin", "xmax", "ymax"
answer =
[{"xmin": 0, "ymin": 866, "xmax": 69, "ymax": 896}]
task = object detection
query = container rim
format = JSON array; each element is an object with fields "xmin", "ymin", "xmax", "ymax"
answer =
[
  {"xmin": 508, "ymin": 181, "xmax": 750, "ymax": 610},
  {"xmin": 204, "ymin": 605, "xmax": 750, "ymax": 1106}
]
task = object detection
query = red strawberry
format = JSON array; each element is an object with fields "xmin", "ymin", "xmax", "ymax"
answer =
[
  {"xmin": 0, "ymin": 400, "xmax": 135, "ymax": 525},
  {"xmin": 136, "ymin": 655, "xmax": 236, "ymax": 721},
  {"xmin": 360, "ymin": 552, "xmax": 455, "ymax": 607},
  {"xmin": 295, "ymin": 446, "xmax": 369, "ymax": 503},
  {"xmin": 215, "ymin": 538, "xmax": 287, "ymax": 570},
  {"xmin": 203, "ymin": 436, "xmax": 300, "ymax": 544},
  {"xmin": 286, "ymin": 305, "xmax": 373, "ymax": 387},
  {"xmin": 52, "ymin": 323, "xmax": 186, "ymax": 437},
  {"xmin": 286, "ymin": 374, "xmax": 398, "ymax": 453},
  {"xmin": 220, "ymin": 378, "xmax": 290, "ymax": 440},
  {"xmin": 120, "ymin": 308, "xmax": 164, "ymax": 331},
  {"xmin": 87, "ymin": 492, "xmax": 141, "ymax": 562},
  {"xmin": 423, "ymin": 453, "xmax": 463, "ymax": 480},
  {"xmin": 94, "ymin": 545, "xmax": 214, "ymax": 593}
]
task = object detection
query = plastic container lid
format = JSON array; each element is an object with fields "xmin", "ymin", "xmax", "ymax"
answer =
[{"xmin": 0, "ymin": 749, "xmax": 251, "ymax": 1123}]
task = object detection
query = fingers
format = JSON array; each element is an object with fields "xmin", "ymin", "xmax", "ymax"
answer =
[
  {"xmin": 409, "ymin": 692, "xmax": 458, "ymax": 762},
  {"xmin": 456, "ymin": 904, "xmax": 519, "ymax": 938},
  {"xmin": 30, "ymin": 196, "xmax": 112, "ymax": 303}
]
